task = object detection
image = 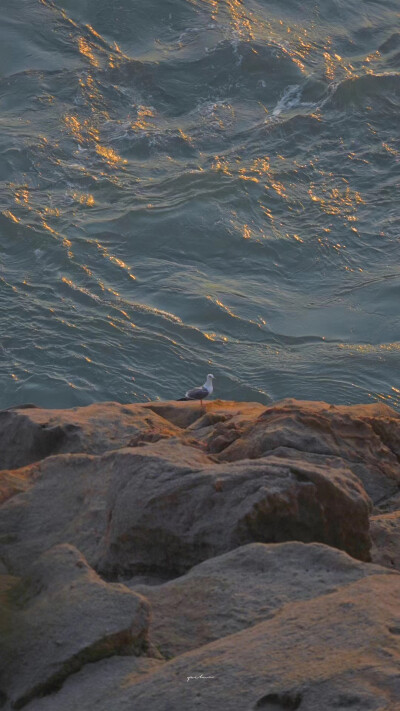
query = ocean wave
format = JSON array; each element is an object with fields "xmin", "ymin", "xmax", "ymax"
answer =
[
  {"xmin": 1, "ymin": 0, "xmax": 400, "ymax": 411},
  {"xmin": 271, "ymin": 83, "xmax": 322, "ymax": 118},
  {"xmin": 326, "ymin": 72, "xmax": 400, "ymax": 109}
]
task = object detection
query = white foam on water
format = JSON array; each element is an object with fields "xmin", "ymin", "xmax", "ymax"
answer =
[
  {"xmin": 270, "ymin": 83, "xmax": 321, "ymax": 120},
  {"xmin": 272, "ymin": 84, "xmax": 303, "ymax": 116}
]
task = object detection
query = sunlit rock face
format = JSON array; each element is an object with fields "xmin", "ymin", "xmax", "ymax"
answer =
[
  {"xmin": 3, "ymin": 398, "xmax": 398, "ymax": 574},
  {"xmin": 1, "ymin": 398, "xmax": 400, "ymax": 710}
]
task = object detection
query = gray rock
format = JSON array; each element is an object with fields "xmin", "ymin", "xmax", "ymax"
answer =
[
  {"xmin": 370, "ymin": 510, "xmax": 400, "ymax": 571},
  {"xmin": 0, "ymin": 544, "xmax": 150, "ymax": 709},
  {"xmin": 0, "ymin": 440, "xmax": 371, "ymax": 578},
  {"xmin": 374, "ymin": 489, "xmax": 400, "ymax": 514},
  {"xmin": 130, "ymin": 541, "xmax": 397, "ymax": 657},
  {"xmin": 0, "ymin": 559, "xmax": 8, "ymax": 575},
  {"xmin": 3, "ymin": 656, "xmax": 164, "ymax": 711},
  {"xmin": 2, "ymin": 398, "xmax": 400, "ymax": 710},
  {"xmin": 216, "ymin": 399, "xmax": 400, "ymax": 504},
  {"xmin": 0, "ymin": 402, "xmax": 181, "ymax": 473},
  {"xmin": 145, "ymin": 399, "xmax": 265, "ymax": 430},
  {"xmin": 20, "ymin": 571, "xmax": 400, "ymax": 711}
]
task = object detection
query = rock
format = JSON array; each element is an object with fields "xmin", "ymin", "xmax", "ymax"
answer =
[
  {"xmin": 20, "ymin": 572, "xmax": 400, "ymax": 711},
  {"xmin": 370, "ymin": 511, "xmax": 400, "ymax": 571},
  {"xmin": 0, "ymin": 402, "xmax": 181, "ymax": 473},
  {"xmin": 0, "ymin": 440, "xmax": 371, "ymax": 578},
  {"xmin": 1, "ymin": 398, "xmax": 400, "ymax": 710},
  {"xmin": 144, "ymin": 400, "xmax": 265, "ymax": 431},
  {"xmin": 216, "ymin": 399, "xmax": 400, "ymax": 504},
  {"xmin": 0, "ymin": 544, "xmax": 150, "ymax": 710},
  {"xmin": 2, "ymin": 398, "xmax": 399, "ymax": 506},
  {"xmin": 0, "ymin": 560, "xmax": 8, "ymax": 575},
  {"xmin": 0, "ymin": 464, "xmax": 38, "ymax": 505},
  {"xmin": 374, "ymin": 489, "xmax": 400, "ymax": 514},
  {"xmin": 0, "ymin": 571, "xmax": 18, "ymax": 616},
  {"xmin": 0, "ymin": 443, "xmax": 207, "ymax": 576},
  {"xmin": 130, "ymin": 541, "xmax": 397, "ymax": 657},
  {"xmin": 7, "ymin": 656, "xmax": 164, "ymax": 711}
]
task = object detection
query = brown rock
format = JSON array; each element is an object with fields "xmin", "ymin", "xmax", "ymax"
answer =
[
  {"xmin": 3, "ymin": 397, "xmax": 399, "ymax": 505},
  {"xmin": 6, "ymin": 656, "xmax": 164, "ymax": 711},
  {"xmin": 1, "ymin": 398, "xmax": 400, "ymax": 710},
  {"xmin": 374, "ymin": 489, "xmax": 400, "ymax": 514},
  {"xmin": 370, "ymin": 510, "xmax": 400, "ymax": 571},
  {"xmin": 0, "ymin": 544, "xmax": 150, "ymax": 709},
  {"xmin": 130, "ymin": 541, "xmax": 397, "ymax": 657},
  {"xmin": 0, "ymin": 440, "xmax": 371, "ymax": 578},
  {"xmin": 216, "ymin": 399, "xmax": 400, "ymax": 504},
  {"xmin": 0, "ymin": 402, "xmax": 181, "ymax": 472},
  {"xmin": 21, "ymin": 572, "xmax": 400, "ymax": 711},
  {"xmin": 145, "ymin": 399, "xmax": 265, "ymax": 431},
  {"xmin": 0, "ymin": 463, "xmax": 41, "ymax": 505}
]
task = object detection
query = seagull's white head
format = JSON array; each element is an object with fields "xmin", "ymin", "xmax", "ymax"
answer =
[{"xmin": 207, "ymin": 374, "xmax": 214, "ymax": 380}]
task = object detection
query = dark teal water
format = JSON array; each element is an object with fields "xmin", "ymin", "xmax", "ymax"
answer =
[{"xmin": 1, "ymin": 0, "xmax": 399, "ymax": 409}]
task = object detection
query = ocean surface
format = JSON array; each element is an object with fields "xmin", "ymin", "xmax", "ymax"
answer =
[{"xmin": 0, "ymin": 0, "xmax": 399, "ymax": 410}]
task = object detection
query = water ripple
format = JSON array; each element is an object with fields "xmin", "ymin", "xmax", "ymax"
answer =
[{"xmin": 0, "ymin": 0, "xmax": 399, "ymax": 409}]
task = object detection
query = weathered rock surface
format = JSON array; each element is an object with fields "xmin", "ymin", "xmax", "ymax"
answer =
[
  {"xmin": 374, "ymin": 489, "xmax": 400, "ymax": 515},
  {"xmin": 130, "ymin": 541, "xmax": 397, "ymax": 657},
  {"xmin": 370, "ymin": 510, "xmax": 400, "ymax": 572},
  {"xmin": 0, "ymin": 402, "xmax": 181, "ymax": 472},
  {"xmin": 11, "ymin": 656, "xmax": 165, "ymax": 711},
  {"xmin": 0, "ymin": 464, "xmax": 37, "ymax": 506},
  {"xmin": 0, "ymin": 544, "xmax": 150, "ymax": 709},
  {"xmin": 1, "ymin": 397, "xmax": 400, "ymax": 710},
  {"xmin": 21, "ymin": 572, "xmax": 400, "ymax": 711},
  {"xmin": 214, "ymin": 399, "xmax": 400, "ymax": 504},
  {"xmin": 145, "ymin": 399, "xmax": 265, "ymax": 432},
  {"xmin": 5, "ymin": 398, "xmax": 399, "ymax": 503},
  {"xmin": 0, "ymin": 439, "xmax": 371, "ymax": 578}
]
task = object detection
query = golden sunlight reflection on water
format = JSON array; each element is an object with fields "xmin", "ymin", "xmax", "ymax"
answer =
[{"xmin": 0, "ymin": 0, "xmax": 397, "ymax": 409}]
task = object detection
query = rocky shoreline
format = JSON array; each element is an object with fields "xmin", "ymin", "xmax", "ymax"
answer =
[{"xmin": 1, "ymin": 398, "xmax": 400, "ymax": 709}]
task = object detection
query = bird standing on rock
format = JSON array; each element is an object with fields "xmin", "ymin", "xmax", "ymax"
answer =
[{"xmin": 177, "ymin": 374, "xmax": 214, "ymax": 407}]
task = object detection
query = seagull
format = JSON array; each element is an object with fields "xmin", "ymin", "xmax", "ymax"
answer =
[{"xmin": 177, "ymin": 374, "xmax": 214, "ymax": 407}]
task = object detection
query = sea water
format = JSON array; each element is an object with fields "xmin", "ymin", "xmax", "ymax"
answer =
[{"xmin": 0, "ymin": 0, "xmax": 399, "ymax": 409}]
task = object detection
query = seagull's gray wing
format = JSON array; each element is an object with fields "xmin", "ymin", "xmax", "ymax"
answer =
[{"xmin": 185, "ymin": 386, "xmax": 209, "ymax": 400}]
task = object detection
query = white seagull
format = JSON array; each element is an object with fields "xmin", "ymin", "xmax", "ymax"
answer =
[{"xmin": 178, "ymin": 373, "xmax": 214, "ymax": 407}]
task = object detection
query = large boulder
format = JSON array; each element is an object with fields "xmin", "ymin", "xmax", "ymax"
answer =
[
  {"xmin": 0, "ymin": 544, "xmax": 150, "ymax": 709},
  {"xmin": 20, "ymin": 572, "xmax": 400, "ymax": 711},
  {"xmin": 0, "ymin": 440, "xmax": 371, "ymax": 578},
  {"xmin": 214, "ymin": 399, "xmax": 400, "ymax": 504},
  {"xmin": 0, "ymin": 402, "xmax": 181, "ymax": 472},
  {"xmin": 130, "ymin": 541, "xmax": 397, "ymax": 657}
]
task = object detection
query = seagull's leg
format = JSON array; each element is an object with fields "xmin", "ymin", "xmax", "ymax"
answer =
[{"xmin": 200, "ymin": 400, "xmax": 203, "ymax": 408}]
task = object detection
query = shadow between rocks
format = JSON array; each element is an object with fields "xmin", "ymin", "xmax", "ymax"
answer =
[{"xmin": 255, "ymin": 692, "xmax": 302, "ymax": 709}]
